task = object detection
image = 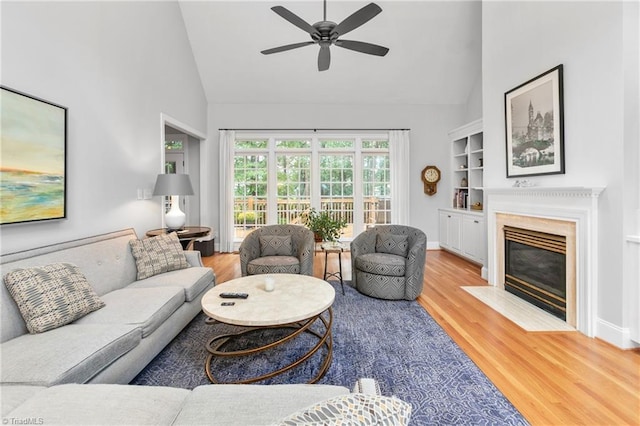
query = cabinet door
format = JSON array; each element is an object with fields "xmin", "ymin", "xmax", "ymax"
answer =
[
  {"xmin": 438, "ymin": 211, "xmax": 450, "ymax": 248},
  {"xmin": 462, "ymin": 216, "xmax": 484, "ymax": 263},
  {"xmin": 439, "ymin": 211, "xmax": 461, "ymax": 252}
]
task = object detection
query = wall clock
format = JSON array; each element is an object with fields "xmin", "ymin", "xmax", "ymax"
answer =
[{"xmin": 421, "ymin": 165, "xmax": 441, "ymax": 195}]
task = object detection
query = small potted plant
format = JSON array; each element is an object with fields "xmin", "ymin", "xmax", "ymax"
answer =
[{"xmin": 301, "ymin": 208, "xmax": 346, "ymax": 243}]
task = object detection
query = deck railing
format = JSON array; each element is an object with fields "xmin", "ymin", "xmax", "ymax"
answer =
[{"xmin": 233, "ymin": 197, "xmax": 390, "ymax": 238}]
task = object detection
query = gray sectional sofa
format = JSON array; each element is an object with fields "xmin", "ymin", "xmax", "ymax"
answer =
[
  {"xmin": 0, "ymin": 228, "xmax": 215, "ymax": 386},
  {"xmin": 1, "ymin": 228, "xmax": 411, "ymax": 425}
]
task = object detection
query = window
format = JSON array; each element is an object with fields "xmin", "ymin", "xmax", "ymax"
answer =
[{"xmin": 232, "ymin": 134, "xmax": 391, "ymax": 240}]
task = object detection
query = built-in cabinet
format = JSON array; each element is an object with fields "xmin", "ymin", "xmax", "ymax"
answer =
[
  {"xmin": 439, "ymin": 209, "xmax": 485, "ymax": 265},
  {"xmin": 439, "ymin": 119, "xmax": 486, "ymax": 266}
]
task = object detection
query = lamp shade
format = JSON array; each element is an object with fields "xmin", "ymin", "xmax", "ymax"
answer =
[{"xmin": 153, "ymin": 174, "xmax": 194, "ymax": 196}]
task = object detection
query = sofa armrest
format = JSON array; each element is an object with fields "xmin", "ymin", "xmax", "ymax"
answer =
[{"xmin": 184, "ymin": 250, "xmax": 204, "ymax": 267}]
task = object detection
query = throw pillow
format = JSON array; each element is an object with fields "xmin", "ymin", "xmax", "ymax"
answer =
[
  {"xmin": 277, "ymin": 394, "xmax": 412, "ymax": 426},
  {"xmin": 3, "ymin": 263, "xmax": 105, "ymax": 334},
  {"xmin": 259, "ymin": 235, "xmax": 293, "ymax": 257},
  {"xmin": 376, "ymin": 233, "xmax": 409, "ymax": 257},
  {"xmin": 129, "ymin": 232, "xmax": 189, "ymax": 280}
]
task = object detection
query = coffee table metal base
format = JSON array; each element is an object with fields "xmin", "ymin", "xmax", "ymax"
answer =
[{"xmin": 205, "ymin": 307, "xmax": 333, "ymax": 384}]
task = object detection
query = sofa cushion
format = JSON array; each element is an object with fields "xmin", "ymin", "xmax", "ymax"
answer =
[
  {"xmin": 260, "ymin": 235, "xmax": 293, "ymax": 256},
  {"xmin": 73, "ymin": 287, "xmax": 185, "ymax": 338},
  {"xmin": 375, "ymin": 234, "xmax": 409, "ymax": 257},
  {"xmin": 355, "ymin": 253, "xmax": 406, "ymax": 277},
  {"xmin": 278, "ymin": 394, "xmax": 412, "ymax": 426},
  {"xmin": 172, "ymin": 384, "xmax": 350, "ymax": 426},
  {"xmin": 129, "ymin": 233, "xmax": 189, "ymax": 280},
  {"xmin": 127, "ymin": 267, "xmax": 214, "ymax": 302},
  {"xmin": 5, "ymin": 384, "xmax": 189, "ymax": 425},
  {"xmin": 1, "ymin": 385, "xmax": 47, "ymax": 417},
  {"xmin": 0, "ymin": 323, "xmax": 141, "ymax": 386},
  {"xmin": 247, "ymin": 256, "xmax": 300, "ymax": 275},
  {"xmin": 3, "ymin": 262, "xmax": 105, "ymax": 334}
]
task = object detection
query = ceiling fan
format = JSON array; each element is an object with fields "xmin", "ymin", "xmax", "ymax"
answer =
[{"xmin": 261, "ymin": 0, "xmax": 389, "ymax": 72}]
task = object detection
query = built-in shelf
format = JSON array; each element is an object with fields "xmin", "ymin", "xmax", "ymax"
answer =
[
  {"xmin": 449, "ymin": 119, "xmax": 483, "ymax": 211},
  {"xmin": 439, "ymin": 119, "xmax": 486, "ymax": 267}
]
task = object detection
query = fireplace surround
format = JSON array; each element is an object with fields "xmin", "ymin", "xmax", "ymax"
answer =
[{"xmin": 486, "ymin": 187, "xmax": 604, "ymax": 336}]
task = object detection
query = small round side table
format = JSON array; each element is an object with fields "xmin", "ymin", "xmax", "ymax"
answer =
[
  {"xmin": 321, "ymin": 242, "xmax": 347, "ymax": 295},
  {"xmin": 146, "ymin": 226, "xmax": 211, "ymax": 250}
]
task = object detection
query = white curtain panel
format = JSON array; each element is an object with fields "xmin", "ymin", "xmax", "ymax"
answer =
[
  {"xmin": 389, "ymin": 130, "xmax": 410, "ymax": 225},
  {"xmin": 218, "ymin": 130, "xmax": 235, "ymax": 252}
]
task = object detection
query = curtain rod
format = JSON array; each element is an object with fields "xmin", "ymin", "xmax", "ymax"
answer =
[{"xmin": 218, "ymin": 128, "xmax": 410, "ymax": 132}]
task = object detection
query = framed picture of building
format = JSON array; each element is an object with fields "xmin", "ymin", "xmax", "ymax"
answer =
[
  {"xmin": 0, "ymin": 87, "xmax": 67, "ymax": 225},
  {"xmin": 504, "ymin": 65, "xmax": 564, "ymax": 178}
]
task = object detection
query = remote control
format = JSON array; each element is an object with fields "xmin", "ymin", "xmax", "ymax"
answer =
[
  {"xmin": 219, "ymin": 292, "xmax": 249, "ymax": 299},
  {"xmin": 221, "ymin": 302, "xmax": 235, "ymax": 306}
]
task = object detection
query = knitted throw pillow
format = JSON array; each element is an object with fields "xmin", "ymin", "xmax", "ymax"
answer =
[
  {"xmin": 278, "ymin": 394, "xmax": 412, "ymax": 426},
  {"xmin": 259, "ymin": 235, "xmax": 293, "ymax": 256},
  {"xmin": 375, "ymin": 234, "xmax": 409, "ymax": 257},
  {"xmin": 3, "ymin": 263, "xmax": 105, "ymax": 334},
  {"xmin": 129, "ymin": 232, "xmax": 189, "ymax": 280}
]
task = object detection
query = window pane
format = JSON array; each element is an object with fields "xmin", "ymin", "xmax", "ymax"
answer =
[
  {"xmin": 165, "ymin": 140, "xmax": 183, "ymax": 150},
  {"xmin": 362, "ymin": 140, "xmax": 389, "ymax": 149},
  {"xmin": 235, "ymin": 139, "xmax": 268, "ymax": 149},
  {"xmin": 320, "ymin": 154, "xmax": 353, "ymax": 238},
  {"xmin": 276, "ymin": 139, "xmax": 311, "ymax": 149},
  {"xmin": 276, "ymin": 154, "xmax": 311, "ymax": 224},
  {"xmin": 363, "ymin": 154, "xmax": 391, "ymax": 226},
  {"xmin": 233, "ymin": 154, "xmax": 268, "ymax": 239},
  {"xmin": 320, "ymin": 139, "xmax": 354, "ymax": 149}
]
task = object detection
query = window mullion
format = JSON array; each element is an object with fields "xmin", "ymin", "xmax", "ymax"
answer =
[
  {"xmin": 353, "ymin": 137, "xmax": 364, "ymax": 236},
  {"xmin": 267, "ymin": 137, "xmax": 277, "ymax": 224},
  {"xmin": 311, "ymin": 136, "xmax": 320, "ymax": 210}
]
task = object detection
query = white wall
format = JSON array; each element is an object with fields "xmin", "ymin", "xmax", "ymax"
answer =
[
  {"xmin": 482, "ymin": 1, "xmax": 638, "ymax": 346},
  {"xmin": 1, "ymin": 1, "xmax": 207, "ymax": 254},
  {"xmin": 206, "ymin": 103, "xmax": 465, "ymax": 247}
]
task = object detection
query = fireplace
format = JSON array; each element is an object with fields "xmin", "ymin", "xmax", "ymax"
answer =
[
  {"xmin": 504, "ymin": 226, "xmax": 567, "ymax": 320},
  {"xmin": 486, "ymin": 186, "xmax": 604, "ymax": 336}
]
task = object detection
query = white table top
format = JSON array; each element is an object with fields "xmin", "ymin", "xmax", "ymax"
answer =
[{"xmin": 201, "ymin": 274, "xmax": 335, "ymax": 326}]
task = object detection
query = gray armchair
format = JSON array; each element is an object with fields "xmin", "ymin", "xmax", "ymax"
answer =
[
  {"xmin": 350, "ymin": 225, "xmax": 427, "ymax": 300},
  {"xmin": 239, "ymin": 224, "xmax": 315, "ymax": 276}
]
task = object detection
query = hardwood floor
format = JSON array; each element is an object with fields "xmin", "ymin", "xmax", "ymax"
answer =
[{"xmin": 202, "ymin": 249, "xmax": 640, "ymax": 425}]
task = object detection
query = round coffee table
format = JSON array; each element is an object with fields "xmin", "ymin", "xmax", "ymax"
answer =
[{"xmin": 201, "ymin": 274, "xmax": 335, "ymax": 384}]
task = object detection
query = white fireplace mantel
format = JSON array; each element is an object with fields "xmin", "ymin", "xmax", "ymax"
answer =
[{"xmin": 485, "ymin": 186, "xmax": 605, "ymax": 337}]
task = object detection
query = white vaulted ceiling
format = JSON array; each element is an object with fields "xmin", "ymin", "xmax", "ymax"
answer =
[{"xmin": 179, "ymin": 0, "xmax": 482, "ymax": 105}]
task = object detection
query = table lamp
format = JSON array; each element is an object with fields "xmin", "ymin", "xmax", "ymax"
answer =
[{"xmin": 153, "ymin": 174, "xmax": 194, "ymax": 230}]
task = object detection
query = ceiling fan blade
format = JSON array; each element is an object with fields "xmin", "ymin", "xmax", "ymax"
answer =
[
  {"xmin": 271, "ymin": 6, "xmax": 320, "ymax": 37},
  {"xmin": 334, "ymin": 39, "xmax": 389, "ymax": 56},
  {"xmin": 261, "ymin": 41, "xmax": 315, "ymax": 55},
  {"xmin": 330, "ymin": 3, "xmax": 382, "ymax": 38},
  {"xmin": 318, "ymin": 44, "xmax": 331, "ymax": 71}
]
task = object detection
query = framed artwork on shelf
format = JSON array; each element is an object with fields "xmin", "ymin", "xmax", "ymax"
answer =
[
  {"xmin": 504, "ymin": 64, "xmax": 564, "ymax": 178},
  {"xmin": 1, "ymin": 86, "xmax": 67, "ymax": 225}
]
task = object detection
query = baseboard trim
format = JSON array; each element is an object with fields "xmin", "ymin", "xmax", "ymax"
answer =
[{"xmin": 596, "ymin": 318, "xmax": 640, "ymax": 349}]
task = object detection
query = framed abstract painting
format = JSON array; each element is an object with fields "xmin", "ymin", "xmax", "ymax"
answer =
[
  {"xmin": 1, "ymin": 87, "xmax": 67, "ymax": 225},
  {"xmin": 504, "ymin": 65, "xmax": 565, "ymax": 178}
]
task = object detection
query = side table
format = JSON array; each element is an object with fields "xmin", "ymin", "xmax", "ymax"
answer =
[
  {"xmin": 146, "ymin": 226, "xmax": 211, "ymax": 251},
  {"xmin": 321, "ymin": 242, "xmax": 347, "ymax": 295}
]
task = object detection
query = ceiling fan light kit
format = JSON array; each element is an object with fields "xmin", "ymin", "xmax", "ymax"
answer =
[{"xmin": 261, "ymin": 1, "xmax": 389, "ymax": 71}]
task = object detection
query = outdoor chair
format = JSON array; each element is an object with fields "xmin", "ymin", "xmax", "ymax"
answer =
[
  {"xmin": 350, "ymin": 225, "xmax": 427, "ymax": 300},
  {"xmin": 239, "ymin": 224, "xmax": 315, "ymax": 276}
]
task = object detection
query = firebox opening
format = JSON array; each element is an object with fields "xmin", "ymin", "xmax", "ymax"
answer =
[{"xmin": 504, "ymin": 226, "xmax": 567, "ymax": 321}]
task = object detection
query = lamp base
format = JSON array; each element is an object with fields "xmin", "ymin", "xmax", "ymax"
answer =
[{"xmin": 165, "ymin": 195, "xmax": 186, "ymax": 230}]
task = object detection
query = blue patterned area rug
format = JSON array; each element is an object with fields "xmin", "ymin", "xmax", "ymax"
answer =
[{"xmin": 131, "ymin": 281, "xmax": 528, "ymax": 425}]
